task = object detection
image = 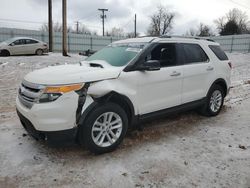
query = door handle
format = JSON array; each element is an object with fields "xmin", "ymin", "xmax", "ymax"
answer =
[
  {"xmin": 170, "ymin": 71, "xmax": 181, "ymax": 76},
  {"xmin": 206, "ymin": 66, "xmax": 214, "ymax": 71}
]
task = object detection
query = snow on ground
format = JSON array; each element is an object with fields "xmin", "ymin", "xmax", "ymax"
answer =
[{"xmin": 0, "ymin": 53, "xmax": 250, "ymax": 187}]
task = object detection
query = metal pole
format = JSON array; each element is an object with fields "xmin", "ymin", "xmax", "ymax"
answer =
[
  {"xmin": 230, "ymin": 35, "xmax": 234, "ymax": 53},
  {"xmin": 98, "ymin": 9, "xmax": 108, "ymax": 36},
  {"xmin": 75, "ymin": 21, "xmax": 79, "ymax": 34},
  {"xmin": 134, "ymin": 14, "xmax": 137, "ymax": 38},
  {"xmin": 62, "ymin": 0, "xmax": 68, "ymax": 56},
  {"xmin": 48, "ymin": 0, "xmax": 53, "ymax": 52}
]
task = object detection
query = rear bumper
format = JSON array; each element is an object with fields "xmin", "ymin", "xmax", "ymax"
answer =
[
  {"xmin": 43, "ymin": 48, "xmax": 49, "ymax": 53},
  {"xmin": 17, "ymin": 109, "xmax": 77, "ymax": 144}
]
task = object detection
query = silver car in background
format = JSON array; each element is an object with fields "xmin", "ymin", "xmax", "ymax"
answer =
[{"xmin": 0, "ymin": 37, "xmax": 48, "ymax": 56}]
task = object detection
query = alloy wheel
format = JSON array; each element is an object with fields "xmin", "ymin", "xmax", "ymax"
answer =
[{"xmin": 91, "ymin": 112, "xmax": 123, "ymax": 147}]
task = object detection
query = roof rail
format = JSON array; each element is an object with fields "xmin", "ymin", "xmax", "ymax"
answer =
[
  {"xmin": 136, "ymin": 35, "xmax": 215, "ymax": 42},
  {"xmin": 159, "ymin": 35, "xmax": 215, "ymax": 42}
]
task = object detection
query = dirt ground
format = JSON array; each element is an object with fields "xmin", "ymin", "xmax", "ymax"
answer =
[{"xmin": 0, "ymin": 53, "xmax": 250, "ymax": 188}]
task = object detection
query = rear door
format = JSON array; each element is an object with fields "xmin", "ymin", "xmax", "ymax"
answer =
[
  {"xmin": 181, "ymin": 43, "xmax": 215, "ymax": 104},
  {"xmin": 25, "ymin": 39, "xmax": 39, "ymax": 54}
]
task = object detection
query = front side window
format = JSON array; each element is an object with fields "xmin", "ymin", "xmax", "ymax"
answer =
[
  {"xmin": 183, "ymin": 43, "xmax": 209, "ymax": 64},
  {"xmin": 13, "ymin": 39, "xmax": 25, "ymax": 45},
  {"xmin": 87, "ymin": 43, "xmax": 147, "ymax": 67},
  {"xmin": 147, "ymin": 43, "xmax": 177, "ymax": 67}
]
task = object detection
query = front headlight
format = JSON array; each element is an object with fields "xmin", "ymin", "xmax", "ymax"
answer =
[
  {"xmin": 39, "ymin": 83, "xmax": 84, "ymax": 103},
  {"xmin": 44, "ymin": 83, "xmax": 84, "ymax": 94}
]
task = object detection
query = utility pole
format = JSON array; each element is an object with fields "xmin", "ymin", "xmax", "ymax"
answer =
[
  {"xmin": 62, "ymin": 0, "xmax": 68, "ymax": 56},
  {"xmin": 134, "ymin": 14, "xmax": 137, "ymax": 38},
  {"xmin": 75, "ymin": 21, "xmax": 80, "ymax": 34},
  {"xmin": 48, "ymin": 0, "xmax": 53, "ymax": 52},
  {"xmin": 98, "ymin": 8, "xmax": 108, "ymax": 36}
]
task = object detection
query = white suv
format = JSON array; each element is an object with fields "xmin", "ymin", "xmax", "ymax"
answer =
[{"xmin": 16, "ymin": 36, "xmax": 231, "ymax": 154}]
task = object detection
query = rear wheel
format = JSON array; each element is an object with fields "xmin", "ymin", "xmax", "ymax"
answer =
[
  {"xmin": 36, "ymin": 49, "xmax": 43, "ymax": 56},
  {"xmin": 200, "ymin": 84, "xmax": 225, "ymax": 116},
  {"xmin": 78, "ymin": 103, "xmax": 128, "ymax": 154}
]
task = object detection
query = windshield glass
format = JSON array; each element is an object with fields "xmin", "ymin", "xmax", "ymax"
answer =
[{"xmin": 86, "ymin": 42, "xmax": 147, "ymax": 67}]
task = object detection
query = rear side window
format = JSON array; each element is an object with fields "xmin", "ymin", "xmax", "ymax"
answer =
[
  {"xmin": 26, "ymin": 39, "xmax": 39, "ymax": 44},
  {"xmin": 209, "ymin": 45, "xmax": 228, "ymax": 60},
  {"xmin": 183, "ymin": 43, "xmax": 209, "ymax": 64}
]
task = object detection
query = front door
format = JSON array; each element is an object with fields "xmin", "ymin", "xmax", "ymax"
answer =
[{"xmin": 137, "ymin": 43, "xmax": 183, "ymax": 115}]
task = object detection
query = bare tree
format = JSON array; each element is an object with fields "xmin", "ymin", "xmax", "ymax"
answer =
[
  {"xmin": 185, "ymin": 23, "xmax": 214, "ymax": 37},
  {"xmin": 215, "ymin": 8, "xmax": 250, "ymax": 35},
  {"xmin": 185, "ymin": 28, "xmax": 196, "ymax": 36},
  {"xmin": 126, "ymin": 32, "xmax": 140, "ymax": 38},
  {"xmin": 72, "ymin": 24, "xmax": 91, "ymax": 35},
  {"xmin": 40, "ymin": 22, "xmax": 73, "ymax": 33},
  {"xmin": 110, "ymin": 27, "xmax": 125, "ymax": 37},
  {"xmin": 147, "ymin": 6, "xmax": 175, "ymax": 36},
  {"xmin": 197, "ymin": 23, "xmax": 214, "ymax": 36}
]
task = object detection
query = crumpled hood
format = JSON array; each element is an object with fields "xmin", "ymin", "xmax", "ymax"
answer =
[{"xmin": 24, "ymin": 63, "xmax": 122, "ymax": 85}]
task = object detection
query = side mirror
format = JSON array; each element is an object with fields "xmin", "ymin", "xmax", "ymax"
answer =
[
  {"xmin": 9, "ymin": 43, "xmax": 15, "ymax": 46},
  {"xmin": 137, "ymin": 60, "xmax": 161, "ymax": 71}
]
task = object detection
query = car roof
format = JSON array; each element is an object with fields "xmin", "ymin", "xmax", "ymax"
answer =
[
  {"xmin": 113, "ymin": 36, "xmax": 219, "ymax": 46},
  {"xmin": 9, "ymin": 37, "xmax": 40, "ymax": 41}
]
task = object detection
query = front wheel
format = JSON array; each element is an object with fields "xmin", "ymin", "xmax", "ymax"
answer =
[
  {"xmin": 78, "ymin": 103, "xmax": 128, "ymax": 154},
  {"xmin": 200, "ymin": 84, "xmax": 225, "ymax": 116}
]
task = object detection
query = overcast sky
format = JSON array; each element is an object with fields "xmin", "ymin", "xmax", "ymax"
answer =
[{"xmin": 0, "ymin": 0, "xmax": 249, "ymax": 35}]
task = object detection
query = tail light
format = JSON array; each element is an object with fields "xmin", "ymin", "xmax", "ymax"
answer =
[
  {"xmin": 43, "ymin": 43, "xmax": 48, "ymax": 47},
  {"xmin": 228, "ymin": 62, "xmax": 232, "ymax": 69}
]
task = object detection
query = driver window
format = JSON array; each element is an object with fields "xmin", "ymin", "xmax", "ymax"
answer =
[
  {"xmin": 148, "ymin": 43, "xmax": 177, "ymax": 67},
  {"xmin": 13, "ymin": 39, "xmax": 25, "ymax": 45}
]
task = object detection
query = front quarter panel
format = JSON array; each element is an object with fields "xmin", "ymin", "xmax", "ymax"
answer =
[{"xmin": 87, "ymin": 71, "xmax": 139, "ymax": 115}]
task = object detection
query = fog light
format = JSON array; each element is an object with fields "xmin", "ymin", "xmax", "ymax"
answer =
[{"xmin": 39, "ymin": 93, "xmax": 62, "ymax": 103}]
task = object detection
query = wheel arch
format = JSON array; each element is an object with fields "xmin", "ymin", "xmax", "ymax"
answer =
[
  {"xmin": 1, "ymin": 49, "xmax": 10, "ymax": 56},
  {"xmin": 77, "ymin": 91, "xmax": 137, "ymax": 130},
  {"xmin": 94, "ymin": 91, "xmax": 137, "ymax": 128},
  {"xmin": 209, "ymin": 78, "xmax": 228, "ymax": 97}
]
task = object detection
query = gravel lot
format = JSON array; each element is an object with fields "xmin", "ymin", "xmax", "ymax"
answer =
[{"xmin": 0, "ymin": 53, "xmax": 250, "ymax": 188}]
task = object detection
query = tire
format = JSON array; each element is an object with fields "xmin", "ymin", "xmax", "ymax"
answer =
[
  {"xmin": 36, "ymin": 49, "xmax": 43, "ymax": 56},
  {"xmin": 0, "ymin": 50, "xmax": 10, "ymax": 57},
  {"xmin": 200, "ymin": 84, "xmax": 225, "ymax": 116},
  {"xmin": 78, "ymin": 103, "xmax": 128, "ymax": 154}
]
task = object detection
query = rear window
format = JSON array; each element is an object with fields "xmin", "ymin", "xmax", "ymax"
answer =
[
  {"xmin": 209, "ymin": 45, "xmax": 228, "ymax": 60},
  {"xmin": 182, "ymin": 43, "xmax": 209, "ymax": 64}
]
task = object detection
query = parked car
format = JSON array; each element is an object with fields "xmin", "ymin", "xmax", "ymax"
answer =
[
  {"xmin": 0, "ymin": 37, "xmax": 48, "ymax": 56},
  {"xmin": 16, "ymin": 36, "xmax": 231, "ymax": 154}
]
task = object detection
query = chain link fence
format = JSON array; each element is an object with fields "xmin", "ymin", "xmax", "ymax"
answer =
[
  {"xmin": 210, "ymin": 34, "xmax": 250, "ymax": 53},
  {"xmin": 0, "ymin": 27, "xmax": 124, "ymax": 53},
  {"xmin": 0, "ymin": 27, "xmax": 250, "ymax": 53}
]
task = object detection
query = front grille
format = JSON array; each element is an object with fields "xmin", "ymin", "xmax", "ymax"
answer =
[{"xmin": 18, "ymin": 80, "xmax": 44, "ymax": 109}]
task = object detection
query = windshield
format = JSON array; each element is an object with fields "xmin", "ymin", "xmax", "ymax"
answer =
[{"xmin": 86, "ymin": 42, "xmax": 147, "ymax": 67}]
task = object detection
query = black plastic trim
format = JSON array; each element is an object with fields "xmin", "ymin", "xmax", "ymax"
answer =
[{"xmin": 139, "ymin": 98, "xmax": 206, "ymax": 122}]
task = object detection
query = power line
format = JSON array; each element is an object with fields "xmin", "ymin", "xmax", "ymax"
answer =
[
  {"xmin": 228, "ymin": 0, "xmax": 250, "ymax": 10},
  {"xmin": 0, "ymin": 18, "xmax": 44, "ymax": 24}
]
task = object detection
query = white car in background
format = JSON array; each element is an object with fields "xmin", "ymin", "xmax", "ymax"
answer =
[{"xmin": 0, "ymin": 37, "xmax": 48, "ymax": 56}]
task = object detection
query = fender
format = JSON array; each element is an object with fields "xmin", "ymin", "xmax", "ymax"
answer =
[{"xmin": 207, "ymin": 78, "xmax": 228, "ymax": 96}]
